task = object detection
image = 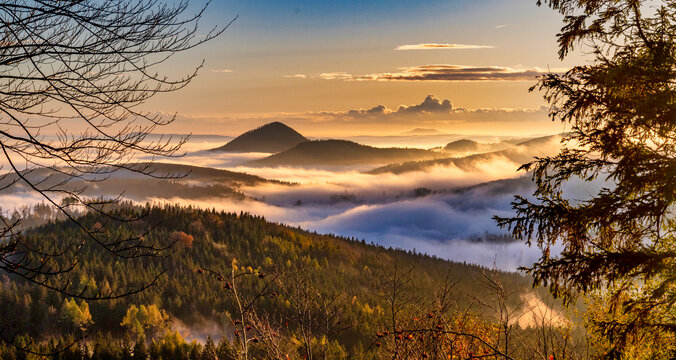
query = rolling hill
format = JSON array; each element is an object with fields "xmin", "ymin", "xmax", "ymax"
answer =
[
  {"xmin": 444, "ymin": 139, "xmax": 480, "ymax": 152},
  {"xmin": 0, "ymin": 162, "xmax": 285, "ymax": 203},
  {"xmin": 443, "ymin": 139, "xmax": 514, "ymax": 155},
  {"xmin": 211, "ymin": 121, "xmax": 308, "ymax": 153},
  {"xmin": 251, "ymin": 139, "xmax": 443, "ymax": 166},
  {"xmin": 369, "ymin": 135, "xmax": 562, "ymax": 174}
]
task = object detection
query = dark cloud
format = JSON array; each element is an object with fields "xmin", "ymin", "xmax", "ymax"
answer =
[
  {"xmin": 341, "ymin": 95, "xmax": 452, "ymax": 119},
  {"xmin": 319, "ymin": 65, "xmax": 555, "ymax": 82},
  {"xmin": 397, "ymin": 95, "xmax": 452, "ymax": 114},
  {"xmin": 346, "ymin": 104, "xmax": 388, "ymax": 117},
  {"xmin": 363, "ymin": 65, "xmax": 548, "ymax": 81}
]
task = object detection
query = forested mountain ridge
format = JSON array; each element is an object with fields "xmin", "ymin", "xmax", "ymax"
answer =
[
  {"xmin": 252, "ymin": 140, "xmax": 443, "ymax": 167},
  {"xmin": 0, "ymin": 204, "xmax": 569, "ymax": 359},
  {"xmin": 0, "ymin": 163, "xmax": 287, "ymax": 205},
  {"xmin": 443, "ymin": 139, "xmax": 480, "ymax": 152},
  {"xmin": 369, "ymin": 135, "xmax": 562, "ymax": 174}
]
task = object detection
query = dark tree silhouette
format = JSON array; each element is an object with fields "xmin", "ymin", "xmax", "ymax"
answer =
[
  {"xmin": 0, "ymin": 0, "xmax": 232, "ymax": 307},
  {"xmin": 496, "ymin": 0, "xmax": 675, "ymax": 357}
]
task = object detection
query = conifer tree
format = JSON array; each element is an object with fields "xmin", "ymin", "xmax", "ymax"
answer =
[{"xmin": 496, "ymin": 1, "xmax": 676, "ymax": 357}]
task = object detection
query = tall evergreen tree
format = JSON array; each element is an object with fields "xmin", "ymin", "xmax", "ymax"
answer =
[{"xmin": 496, "ymin": 0, "xmax": 676, "ymax": 358}]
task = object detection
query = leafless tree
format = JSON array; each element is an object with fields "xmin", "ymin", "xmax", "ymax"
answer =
[
  {"xmin": 526, "ymin": 297, "xmax": 577, "ymax": 360},
  {"xmin": 200, "ymin": 260, "xmax": 353, "ymax": 360},
  {"xmin": 0, "ymin": 0, "xmax": 232, "ymax": 351},
  {"xmin": 274, "ymin": 262, "xmax": 351, "ymax": 360},
  {"xmin": 370, "ymin": 262, "xmax": 520, "ymax": 360},
  {"xmin": 200, "ymin": 264, "xmax": 281, "ymax": 360},
  {"xmin": 472, "ymin": 269, "xmax": 527, "ymax": 358}
]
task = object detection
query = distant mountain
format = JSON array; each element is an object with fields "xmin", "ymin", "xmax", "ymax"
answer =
[
  {"xmin": 135, "ymin": 133, "xmax": 233, "ymax": 142},
  {"xmin": 444, "ymin": 139, "xmax": 480, "ymax": 152},
  {"xmin": 0, "ymin": 162, "xmax": 283, "ymax": 202},
  {"xmin": 403, "ymin": 128, "xmax": 444, "ymax": 135},
  {"xmin": 443, "ymin": 139, "xmax": 514, "ymax": 155},
  {"xmin": 252, "ymin": 139, "xmax": 442, "ymax": 166},
  {"xmin": 211, "ymin": 122, "xmax": 308, "ymax": 153},
  {"xmin": 369, "ymin": 135, "xmax": 562, "ymax": 174}
]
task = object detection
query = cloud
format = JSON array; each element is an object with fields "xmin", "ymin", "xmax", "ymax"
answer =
[
  {"xmin": 397, "ymin": 95, "xmax": 452, "ymax": 114},
  {"xmin": 343, "ymin": 95, "xmax": 451, "ymax": 118},
  {"xmin": 396, "ymin": 43, "xmax": 493, "ymax": 50},
  {"xmin": 0, "ymin": 193, "xmax": 54, "ymax": 213},
  {"xmin": 307, "ymin": 196, "xmax": 512, "ymax": 241},
  {"xmin": 318, "ymin": 72, "xmax": 354, "ymax": 80},
  {"xmin": 362, "ymin": 65, "xmax": 550, "ymax": 82},
  {"xmin": 346, "ymin": 104, "xmax": 389, "ymax": 117},
  {"xmin": 314, "ymin": 65, "xmax": 554, "ymax": 82},
  {"xmin": 495, "ymin": 25, "xmax": 508, "ymax": 29},
  {"xmin": 307, "ymin": 95, "xmax": 553, "ymax": 132},
  {"xmin": 303, "ymin": 194, "xmax": 549, "ymax": 270},
  {"xmin": 211, "ymin": 69, "xmax": 233, "ymax": 73},
  {"xmin": 284, "ymin": 74, "xmax": 307, "ymax": 78}
]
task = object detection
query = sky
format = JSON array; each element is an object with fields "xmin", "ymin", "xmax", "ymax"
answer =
[{"xmin": 142, "ymin": 0, "xmax": 585, "ymax": 137}]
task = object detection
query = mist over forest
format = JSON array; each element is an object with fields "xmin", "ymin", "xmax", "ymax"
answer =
[
  {"xmin": 0, "ymin": 120, "xmax": 570, "ymax": 270},
  {"xmin": 2, "ymin": 0, "xmax": 672, "ymax": 358}
]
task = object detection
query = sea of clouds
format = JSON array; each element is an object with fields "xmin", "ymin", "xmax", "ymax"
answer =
[{"xmin": 1, "ymin": 134, "xmax": 596, "ymax": 271}]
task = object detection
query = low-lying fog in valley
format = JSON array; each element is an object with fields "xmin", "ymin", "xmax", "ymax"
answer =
[{"xmin": 0, "ymin": 123, "xmax": 580, "ymax": 271}]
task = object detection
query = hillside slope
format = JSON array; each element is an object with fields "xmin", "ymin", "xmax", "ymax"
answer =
[
  {"xmin": 253, "ymin": 139, "xmax": 442, "ymax": 166},
  {"xmin": 0, "ymin": 162, "xmax": 280, "ymax": 202},
  {"xmin": 444, "ymin": 139, "xmax": 480, "ymax": 152},
  {"xmin": 0, "ymin": 204, "xmax": 549, "ymax": 356}
]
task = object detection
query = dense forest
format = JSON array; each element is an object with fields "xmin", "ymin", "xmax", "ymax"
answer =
[{"xmin": 0, "ymin": 203, "xmax": 586, "ymax": 359}]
